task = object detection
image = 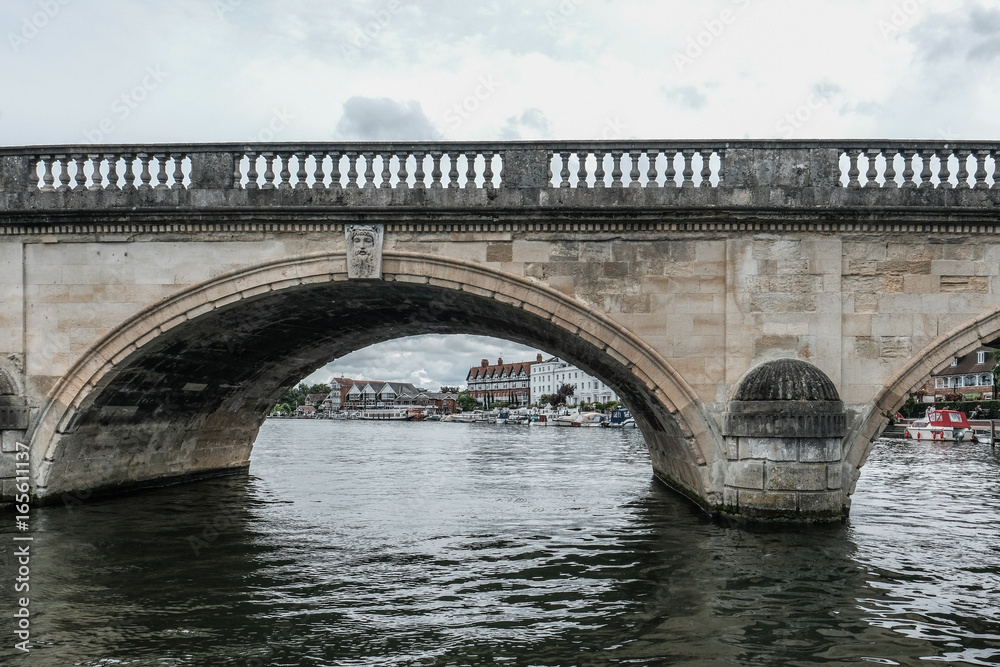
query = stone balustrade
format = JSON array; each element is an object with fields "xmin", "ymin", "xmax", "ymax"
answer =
[
  {"xmin": 3, "ymin": 141, "xmax": 1000, "ymax": 222},
  {"xmin": 839, "ymin": 143, "xmax": 999, "ymax": 189}
]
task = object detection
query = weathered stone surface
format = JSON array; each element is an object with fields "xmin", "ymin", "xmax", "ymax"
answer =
[
  {"xmin": 765, "ymin": 462, "xmax": 828, "ymax": 492},
  {"xmin": 3, "ymin": 141, "xmax": 1000, "ymax": 524}
]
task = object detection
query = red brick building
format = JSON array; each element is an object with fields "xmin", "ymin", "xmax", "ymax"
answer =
[{"xmin": 466, "ymin": 354, "xmax": 542, "ymax": 406}]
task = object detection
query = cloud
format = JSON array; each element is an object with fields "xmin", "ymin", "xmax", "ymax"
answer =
[
  {"xmin": 907, "ymin": 4, "xmax": 1000, "ymax": 63},
  {"xmin": 305, "ymin": 334, "xmax": 543, "ymax": 391},
  {"xmin": 334, "ymin": 97, "xmax": 442, "ymax": 140},
  {"xmin": 664, "ymin": 85, "xmax": 708, "ymax": 111},
  {"xmin": 498, "ymin": 108, "xmax": 552, "ymax": 140}
]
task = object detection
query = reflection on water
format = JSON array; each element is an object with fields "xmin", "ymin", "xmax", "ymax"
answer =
[{"xmin": 2, "ymin": 421, "xmax": 999, "ymax": 665}]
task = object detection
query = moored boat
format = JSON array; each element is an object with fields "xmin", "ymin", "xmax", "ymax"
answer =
[
  {"xmin": 552, "ymin": 411, "xmax": 606, "ymax": 427},
  {"xmin": 903, "ymin": 409, "xmax": 978, "ymax": 442},
  {"xmin": 358, "ymin": 408, "xmax": 413, "ymax": 421}
]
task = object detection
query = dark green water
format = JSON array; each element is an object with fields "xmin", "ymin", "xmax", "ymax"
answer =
[{"xmin": 3, "ymin": 420, "xmax": 999, "ymax": 665}]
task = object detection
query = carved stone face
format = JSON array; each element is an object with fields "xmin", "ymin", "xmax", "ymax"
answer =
[
  {"xmin": 345, "ymin": 224, "xmax": 384, "ymax": 279},
  {"xmin": 353, "ymin": 231, "xmax": 374, "ymax": 255}
]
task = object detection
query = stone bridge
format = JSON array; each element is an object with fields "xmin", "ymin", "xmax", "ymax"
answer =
[{"xmin": 3, "ymin": 140, "xmax": 1000, "ymax": 523}]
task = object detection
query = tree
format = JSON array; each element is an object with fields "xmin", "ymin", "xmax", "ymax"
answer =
[
  {"xmin": 440, "ymin": 385, "xmax": 460, "ymax": 394},
  {"xmin": 548, "ymin": 383, "xmax": 575, "ymax": 407},
  {"xmin": 537, "ymin": 394, "xmax": 551, "ymax": 408},
  {"xmin": 457, "ymin": 392, "xmax": 479, "ymax": 412},
  {"xmin": 307, "ymin": 383, "xmax": 331, "ymax": 396}
]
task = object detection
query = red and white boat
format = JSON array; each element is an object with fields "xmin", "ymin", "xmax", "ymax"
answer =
[{"xmin": 903, "ymin": 409, "xmax": 977, "ymax": 442}]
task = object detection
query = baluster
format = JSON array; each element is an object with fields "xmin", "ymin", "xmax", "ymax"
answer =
[
  {"xmin": 39, "ymin": 156, "xmax": 55, "ymax": 191},
  {"xmin": 54, "ymin": 155, "xmax": 70, "ymax": 191},
  {"xmin": 72, "ymin": 154, "xmax": 87, "ymax": 190},
  {"xmin": 90, "ymin": 154, "xmax": 104, "ymax": 189},
  {"xmin": 643, "ymin": 150, "xmax": 659, "ymax": 187},
  {"xmin": 312, "ymin": 151, "xmax": 327, "ymax": 189},
  {"xmin": 443, "ymin": 151, "xmax": 457, "ymax": 189},
  {"xmin": 154, "ymin": 153, "xmax": 169, "ymax": 190},
  {"xmin": 681, "ymin": 149, "xmax": 695, "ymax": 187},
  {"xmin": 664, "ymin": 150, "xmax": 677, "ymax": 187},
  {"xmin": 105, "ymin": 154, "xmax": 121, "ymax": 190},
  {"xmin": 918, "ymin": 149, "xmax": 934, "ymax": 189},
  {"xmin": 593, "ymin": 151, "xmax": 606, "ymax": 188},
  {"xmin": 260, "ymin": 152, "xmax": 276, "ymax": 189},
  {"xmin": 955, "ymin": 148, "xmax": 971, "ymax": 189},
  {"xmin": 846, "ymin": 150, "xmax": 861, "ymax": 189},
  {"xmin": 430, "ymin": 151, "xmax": 444, "ymax": 189},
  {"xmin": 882, "ymin": 149, "xmax": 897, "ymax": 188},
  {"xmin": 574, "ymin": 151, "xmax": 589, "ymax": 189},
  {"xmin": 481, "ymin": 151, "xmax": 494, "ymax": 189},
  {"xmin": 345, "ymin": 151, "xmax": 359, "ymax": 189},
  {"xmin": 362, "ymin": 151, "xmax": 376, "ymax": 189},
  {"xmin": 413, "ymin": 151, "xmax": 426, "ymax": 189},
  {"xmin": 992, "ymin": 150, "xmax": 1000, "ymax": 189},
  {"xmin": 122, "ymin": 153, "xmax": 137, "ymax": 190},
  {"xmin": 547, "ymin": 151, "xmax": 554, "ymax": 187},
  {"xmin": 464, "ymin": 151, "xmax": 477, "ymax": 189},
  {"xmin": 610, "ymin": 150, "xmax": 624, "ymax": 187},
  {"xmin": 171, "ymin": 153, "xmax": 185, "ymax": 189},
  {"xmin": 378, "ymin": 151, "xmax": 392, "ymax": 189},
  {"xmin": 276, "ymin": 153, "xmax": 291, "ymax": 189},
  {"xmin": 293, "ymin": 152, "xmax": 308, "ymax": 189},
  {"xmin": 395, "ymin": 151, "xmax": 409, "ymax": 189},
  {"xmin": 137, "ymin": 153, "xmax": 153, "ymax": 190},
  {"xmin": 901, "ymin": 150, "xmax": 916, "ymax": 188},
  {"xmin": 628, "ymin": 150, "xmax": 642, "ymax": 187},
  {"xmin": 329, "ymin": 151, "xmax": 342, "ymax": 189},
  {"xmin": 865, "ymin": 149, "xmax": 880, "ymax": 188},
  {"xmin": 975, "ymin": 149, "xmax": 990, "ymax": 189},
  {"xmin": 700, "ymin": 149, "xmax": 713, "ymax": 186},
  {"xmin": 937, "ymin": 149, "xmax": 952, "ymax": 189},
  {"xmin": 559, "ymin": 151, "xmax": 572, "ymax": 188},
  {"xmin": 245, "ymin": 152, "xmax": 259, "ymax": 189}
]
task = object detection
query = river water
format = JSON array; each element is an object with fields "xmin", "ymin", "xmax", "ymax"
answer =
[{"xmin": 3, "ymin": 420, "xmax": 1000, "ymax": 666}]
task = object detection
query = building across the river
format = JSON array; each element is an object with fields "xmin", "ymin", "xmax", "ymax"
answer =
[
  {"xmin": 530, "ymin": 356, "xmax": 619, "ymax": 407},
  {"xmin": 466, "ymin": 355, "xmax": 541, "ymax": 406},
  {"xmin": 917, "ymin": 346, "xmax": 997, "ymax": 402},
  {"xmin": 319, "ymin": 377, "xmax": 458, "ymax": 414}
]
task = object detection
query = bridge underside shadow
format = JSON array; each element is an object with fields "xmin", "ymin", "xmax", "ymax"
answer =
[{"xmin": 32, "ymin": 258, "xmax": 718, "ymax": 508}]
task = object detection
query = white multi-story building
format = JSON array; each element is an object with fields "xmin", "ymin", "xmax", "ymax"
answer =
[{"xmin": 529, "ymin": 356, "xmax": 619, "ymax": 407}]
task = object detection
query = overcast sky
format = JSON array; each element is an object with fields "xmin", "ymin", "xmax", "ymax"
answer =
[{"xmin": 4, "ymin": 0, "xmax": 998, "ymax": 389}]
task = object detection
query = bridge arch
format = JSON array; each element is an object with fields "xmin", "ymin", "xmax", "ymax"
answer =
[
  {"xmin": 846, "ymin": 306, "xmax": 1000, "ymax": 487},
  {"xmin": 28, "ymin": 251, "xmax": 725, "ymax": 509}
]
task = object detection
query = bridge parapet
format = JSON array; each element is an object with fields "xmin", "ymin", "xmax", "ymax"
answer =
[{"xmin": 3, "ymin": 141, "xmax": 1000, "ymax": 223}]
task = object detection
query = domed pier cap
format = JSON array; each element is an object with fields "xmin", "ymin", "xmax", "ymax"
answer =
[{"xmin": 725, "ymin": 359, "xmax": 846, "ymax": 438}]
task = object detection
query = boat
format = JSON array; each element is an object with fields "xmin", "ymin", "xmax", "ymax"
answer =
[
  {"xmin": 903, "ymin": 409, "xmax": 978, "ymax": 442},
  {"xmin": 552, "ymin": 411, "xmax": 606, "ymax": 427},
  {"xmin": 358, "ymin": 408, "xmax": 413, "ymax": 421},
  {"xmin": 530, "ymin": 414, "xmax": 549, "ymax": 426},
  {"xmin": 606, "ymin": 408, "xmax": 636, "ymax": 428}
]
